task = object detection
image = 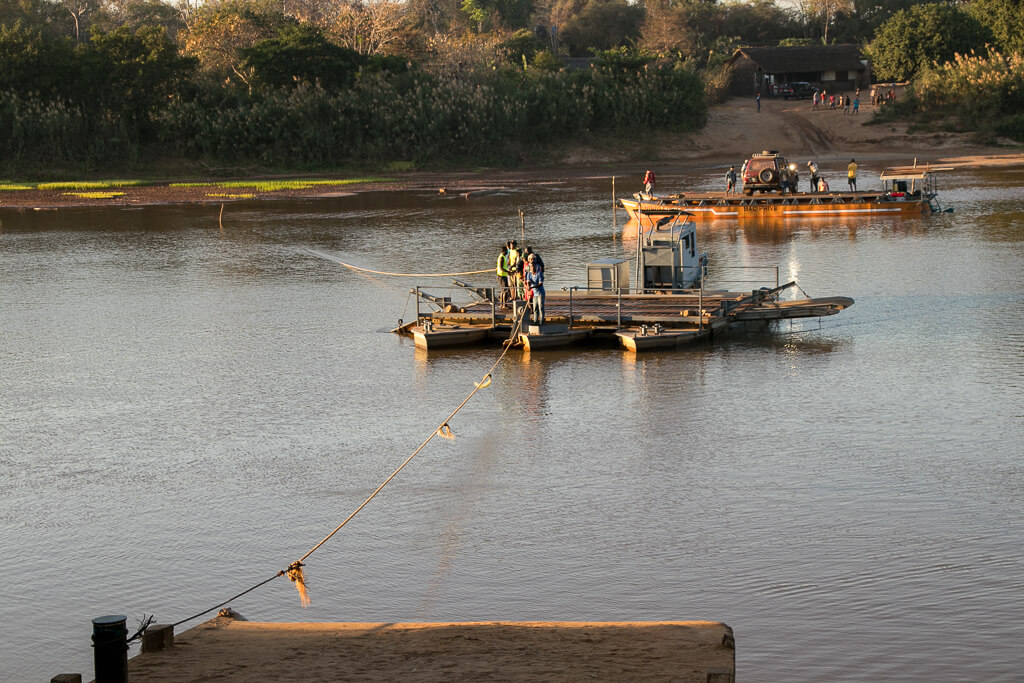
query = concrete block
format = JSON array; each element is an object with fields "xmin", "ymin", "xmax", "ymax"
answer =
[
  {"xmin": 706, "ymin": 666, "xmax": 733, "ymax": 683},
  {"xmin": 141, "ymin": 624, "xmax": 174, "ymax": 653}
]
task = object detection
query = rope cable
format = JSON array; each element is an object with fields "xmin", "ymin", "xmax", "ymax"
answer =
[
  {"xmin": 298, "ymin": 305, "xmax": 529, "ymax": 565},
  {"xmin": 171, "ymin": 571, "xmax": 285, "ymax": 628},
  {"xmin": 306, "ymin": 249, "xmax": 490, "ymax": 277},
  {"xmin": 167, "ymin": 299, "xmax": 529, "ymax": 625}
]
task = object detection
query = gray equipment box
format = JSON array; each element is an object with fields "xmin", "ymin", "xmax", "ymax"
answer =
[{"xmin": 587, "ymin": 258, "xmax": 630, "ymax": 292}]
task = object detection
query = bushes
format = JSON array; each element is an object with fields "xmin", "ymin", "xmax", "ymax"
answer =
[
  {"xmin": 2, "ymin": 29, "xmax": 707, "ymax": 172},
  {"xmin": 156, "ymin": 64, "xmax": 707, "ymax": 168},
  {"xmin": 899, "ymin": 50, "xmax": 1024, "ymax": 142},
  {"xmin": 0, "ymin": 92, "xmax": 134, "ymax": 172}
]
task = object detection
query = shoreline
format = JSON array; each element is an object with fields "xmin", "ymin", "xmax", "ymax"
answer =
[
  {"xmin": 3, "ymin": 96, "xmax": 1023, "ymax": 212},
  {"xmin": 2, "ymin": 147, "xmax": 1020, "ymax": 213}
]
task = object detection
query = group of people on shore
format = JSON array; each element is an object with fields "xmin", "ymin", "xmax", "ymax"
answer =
[
  {"xmin": 870, "ymin": 88, "xmax": 897, "ymax": 106},
  {"xmin": 496, "ymin": 240, "xmax": 546, "ymax": 325},
  {"xmin": 812, "ymin": 89, "xmax": 860, "ymax": 114},
  {"xmin": 807, "ymin": 86, "xmax": 896, "ymax": 113}
]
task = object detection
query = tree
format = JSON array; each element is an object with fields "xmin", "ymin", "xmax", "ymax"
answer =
[
  {"xmin": 55, "ymin": 0, "xmax": 100, "ymax": 41},
  {"xmin": 869, "ymin": 3, "xmax": 993, "ymax": 81},
  {"xmin": 403, "ymin": 0, "xmax": 466, "ymax": 35},
  {"xmin": 964, "ymin": 0, "xmax": 1024, "ymax": 55},
  {"xmin": 82, "ymin": 25, "xmax": 198, "ymax": 135},
  {"xmin": 0, "ymin": 0, "xmax": 68, "ymax": 38},
  {"xmin": 719, "ymin": 0, "xmax": 799, "ymax": 47},
  {"xmin": 460, "ymin": 0, "xmax": 532, "ymax": 31},
  {"xmin": 0, "ymin": 24, "xmax": 79, "ymax": 99},
  {"xmin": 792, "ymin": 0, "xmax": 853, "ymax": 44},
  {"xmin": 852, "ymin": 0, "xmax": 919, "ymax": 37},
  {"xmin": 325, "ymin": 0, "xmax": 407, "ymax": 55},
  {"xmin": 241, "ymin": 24, "xmax": 363, "ymax": 90},
  {"xmin": 181, "ymin": 0, "xmax": 292, "ymax": 85},
  {"xmin": 93, "ymin": 0, "xmax": 187, "ymax": 38},
  {"xmin": 558, "ymin": 0, "xmax": 643, "ymax": 57}
]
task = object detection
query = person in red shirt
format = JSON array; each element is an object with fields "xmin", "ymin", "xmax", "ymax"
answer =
[{"xmin": 643, "ymin": 169, "xmax": 656, "ymax": 195}]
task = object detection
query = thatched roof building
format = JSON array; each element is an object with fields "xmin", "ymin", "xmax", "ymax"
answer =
[{"xmin": 727, "ymin": 45, "xmax": 870, "ymax": 96}]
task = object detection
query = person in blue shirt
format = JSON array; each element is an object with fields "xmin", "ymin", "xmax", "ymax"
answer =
[{"xmin": 525, "ymin": 254, "xmax": 545, "ymax": 325}]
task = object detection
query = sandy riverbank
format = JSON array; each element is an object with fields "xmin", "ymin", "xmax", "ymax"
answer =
[
  {"xmin": 126, "ymin": 616, "xmax": 735, "ymax": 682},
  {"xmin": 2, "ymin": 96, "xmax": 1022, "ymax": 211},
  {"xmin": 564, "ymin": 94, "xmax": 1024, "ymax": 171}
]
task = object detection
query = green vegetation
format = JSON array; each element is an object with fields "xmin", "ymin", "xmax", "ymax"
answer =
[
  {"xmin": 63, "ymin": 191, "xmax": 127, "ymax": 199},
  {"xmin": 1, "ymin": 0, "xmax": 1021, "ymax": 177},
  {"xmin": 170, "ymin": 178, "xmax": 392, "ymax": 191},
  {"xmin": 875, "ymin": 50, "xmax": 1024, "ymax": 142},
  {"xmin": 867, "ymin": 4, "xmax": 992, "ymax": 82},
  {"xmin": 36, "ymin": 180, "xmax": 147, "ymax": 190},
  {"xmin": 0, "ymin": 179, "xmax": 146, "ymax": 191}
]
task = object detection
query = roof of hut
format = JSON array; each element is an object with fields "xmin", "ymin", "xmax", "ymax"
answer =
[{"xmin": 727, "ymin": 45, "xmax": 866, "ymax": 73}]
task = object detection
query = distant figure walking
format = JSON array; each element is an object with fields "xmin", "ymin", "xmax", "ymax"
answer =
[
  {"xmin": 853, "ymin": 96, "xmax": 860, "ymax": 114},
  {"xmin": 756, "ymin": 92, "xmax": 761, "ymax": 112},
  {"xmin": 725, "ymin": 166, "xmax": 737, "ymax": 195},
  {"xmin": 643, "ymin": 169, "xmax": 656, "ymax": 195},
  {"xmin": 847, "ymin": 159, "xmax": 858, "ymax": 191},
  {"xmin": 812, "ymin": 91, "xmax": 819, "ymax": 110}
]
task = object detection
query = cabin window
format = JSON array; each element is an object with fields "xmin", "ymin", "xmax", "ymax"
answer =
[
  {"xmin": 835, "ymin": 70, "xmax": 848, "ymax": 81},
  {"xmin": 683, "ymin": 232, "xmax": 695, "ymax": 258}
]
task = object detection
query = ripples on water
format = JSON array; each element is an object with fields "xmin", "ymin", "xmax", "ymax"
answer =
[{"xmin": 1, "ymin": 165, "xmax": 1023, "ymax": 681}]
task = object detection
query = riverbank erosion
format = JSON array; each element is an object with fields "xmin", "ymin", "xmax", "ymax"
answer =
[
  {"xmin": 3, "ymin": 95, "xmax": 1023, "ymax": 211},
  {"xmin": 125, "ymin": 617, "xmax": 736, "ymax": 681}
]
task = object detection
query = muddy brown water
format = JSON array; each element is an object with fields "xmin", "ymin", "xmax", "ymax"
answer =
[{"xmin": 2, "ymin": 164, "xmax": 1023, "ymax": 681}]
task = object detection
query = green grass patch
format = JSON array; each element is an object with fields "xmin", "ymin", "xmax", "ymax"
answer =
[
  {"xmin": 63, "ymin": 191, "xmax": 127, "ymax": 199},
  {"xmin": 0, "ymin": 183, "xmax": 35, "ymax": 191},
  {"xmin": 38, "ymin": 180, "xmax": 147, "ymax": 191},
  {"xmin": 169, "ymin": 177, "xmax": 391, "ymax": 192},
  {"xmin": 206, "ymin": 193, "xmax": 255, "ymax": 199}
]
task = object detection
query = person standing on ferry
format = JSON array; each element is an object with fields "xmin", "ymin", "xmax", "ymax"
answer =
[{"xmin": 526, "ymin": 254, "xmax": 545, "ymax": 325}]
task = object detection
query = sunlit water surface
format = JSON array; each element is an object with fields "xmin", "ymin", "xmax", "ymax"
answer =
[{"xmin": 2, "ymin": 164, "xmax": 1023, "ymax": 681}]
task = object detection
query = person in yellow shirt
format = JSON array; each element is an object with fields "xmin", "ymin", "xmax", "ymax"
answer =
[
  {"xmin": 847, "ymin": 159, "xmax": 858, "ymax": 191},
  {"xmin": 496, "ymin": 242, "xmax": 511, "ymax": 305}
]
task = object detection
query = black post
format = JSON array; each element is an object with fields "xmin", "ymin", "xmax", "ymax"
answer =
[{"xmin": 92, "ymin": 615, "xmax": 128, "ymax": 683}]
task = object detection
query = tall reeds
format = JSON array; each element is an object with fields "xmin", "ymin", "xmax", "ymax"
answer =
[
  {"xmin": 2, "ymin": 61, "xmax": 707, "ymax": 173},
  {"xmin": 895, "ymin": 49, "xmax": 1024, "ymax": 141}
]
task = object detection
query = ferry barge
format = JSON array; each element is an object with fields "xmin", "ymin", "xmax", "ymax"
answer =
[
  {"xmin": 619, "ymin": 165, "xmax": 951, "ymax": 224},
  {"xmin": 394, "ymin": 214, "xmax": 854, "ymax": 352}
]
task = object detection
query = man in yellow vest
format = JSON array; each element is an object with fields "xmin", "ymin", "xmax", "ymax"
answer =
[
  {"xmin": 496, "ymin": 242, "xmax": 511, "ymax": 304},
  {"xmin": 847, "ymin": 159, "xmax": 858, "ymax": 191}
]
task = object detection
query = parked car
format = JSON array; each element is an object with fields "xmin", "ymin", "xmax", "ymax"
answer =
[
  {"xmin": 740, "ymin": 151, "xmax": 791, "ymax": 194},
  {"xmin": 778, "ymin": 82, "xmax": 817, "ymax": 100}
]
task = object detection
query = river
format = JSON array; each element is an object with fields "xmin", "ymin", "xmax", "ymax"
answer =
[{"xmin": 1, "ymin": 164, "xmax": 1022, "ymax": 681}]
